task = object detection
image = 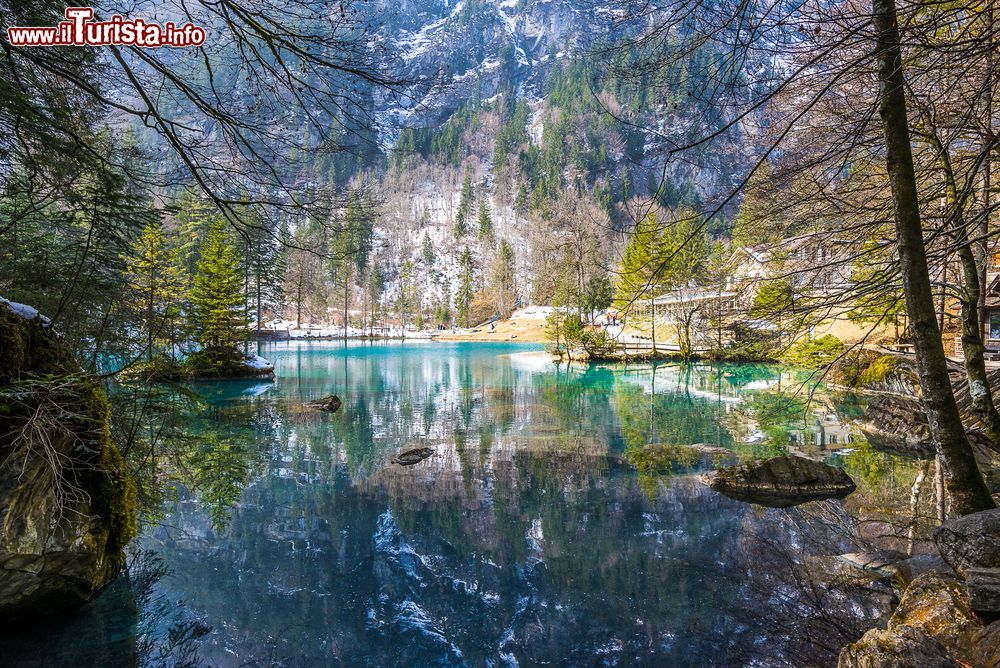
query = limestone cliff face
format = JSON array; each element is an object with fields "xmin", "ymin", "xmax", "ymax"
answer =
[{"xmin": 0, "ymin": 298, "xmax": 136, "ymax": 618}]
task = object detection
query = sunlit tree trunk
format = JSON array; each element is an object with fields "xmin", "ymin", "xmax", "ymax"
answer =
[{"xmin": 907, "ymin": 460, "xmax": 929, "ymax": 555}]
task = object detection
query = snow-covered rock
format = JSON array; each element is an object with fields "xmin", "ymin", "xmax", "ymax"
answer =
[
  {"xmin": 243, "ymin": 354, "xmax": 275, "ymax": 373},
  {"xmin": 0, "ymin": 297, "xmax": 51, "ymax": 326}
]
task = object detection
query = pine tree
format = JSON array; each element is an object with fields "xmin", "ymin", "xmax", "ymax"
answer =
[
  {"xmin": 490, "ymin": 239, "xmax": 517, "ymax": 318},
  {"xmin": 189, "ymin": 219, "xmax": 248, "ymax": 352},
  {"xmin": 731, "ymin": 164, "xmax": 784, "ymax": 248},
  {"xmin": 614, "ymin": 210, "xmax": 708, "ymax": 348},
  {"xmin": 614, "ymin": 212, "xmax": 658, "ymax": 311},
  {"xmin": 583, "ymin": 273, "xmax": 613, "ymax": 322},
  {"xmin": 455, "ymin": 247, "xmax": 475, "ymax": 327},
  {"xmin": 454, "ymin": 168, "xmax": 474, "ymax": 237},
  {"xmin": 397, "ymin": 260, "xmax": 416, "ymax": 329},
  {"xmin": 421, "ymin": 232, "xmax": 435, "ymax": 269},
  {"xmin": 365, "ymin": 266, "xmax": 385, "ymax": 333},
  {"xmin": 614, "ymin": 212, "xmax": 662, "ymax": 347},
  {"xmin": 659, "ymin": 208, "xmax": 708, "ymax": 287},
  {"xmin": 174, "ymin": 188, "xmax": 218, "ymax": 286},
  {"xmin": 122, "ymin": 219, "xmax": 184, "ymax": 360},
  {"xmin": 330, "ymin": 192, "xmax": 376, "ymax": 340},
  {"xmin": 236, "ymin": 204, "xmax": 284, "ymax": 352},
  {"xmin": 477, "ymin": 199, "xmax": 494, "ymax": 242}
]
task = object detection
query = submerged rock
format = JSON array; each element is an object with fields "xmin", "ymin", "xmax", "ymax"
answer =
[
  {"xmin": 392, "ymin": 447, "xmax": 434, "ymax": 466},
  {"xmin": 700, "ymin": 455, "xmax": 856, "ymax": 508},
  {"xmin": 307, "ymin": 395, "xmax": 342, "ymax": 413},
  {"xmin": 857, "ymin": 394, "xmax": 936, "ymax": 457},
  {"xmin": 0, "ymin": 299, "xmax": 136, "ymax": 618},
  {"xmin": 933, "ymin": 508, "xmax": 1000, "ymax": 578}
]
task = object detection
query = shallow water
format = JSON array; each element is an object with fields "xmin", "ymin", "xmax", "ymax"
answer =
[{"xmin": 7, "ymin": 341, "xmax": 886, "ymax": 667}]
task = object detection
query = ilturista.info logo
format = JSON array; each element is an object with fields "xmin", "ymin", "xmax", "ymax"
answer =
[{"xmin": 7, "ymin": 7, "xmax": 206, "ymax": 47}]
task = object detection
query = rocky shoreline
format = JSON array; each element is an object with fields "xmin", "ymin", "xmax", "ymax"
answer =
[
  {"xmin": 839, "ymin": 509, "xmax": 1000, "ymax": 666},
  {"xmin": 823, "ymin": 349, "xmax": 1000, "ymax": 665},
  {"xmin": 0, "ymin": 299, "xmax": 136, "ymax": 619}
]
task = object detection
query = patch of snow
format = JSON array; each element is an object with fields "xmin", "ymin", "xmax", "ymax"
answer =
[
  {"xmin": 0, "ymin": 297, "xmax": 50, "ymax": 326},
  {"xmin": 243, "ymin": 354, "xmax": 274, "ymax": 371},
  {"xmin": 510, "ymin": 306, "xmax": 553, "ymax": 321}
]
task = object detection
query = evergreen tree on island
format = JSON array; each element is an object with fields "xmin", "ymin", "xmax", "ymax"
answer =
[
  {"xmin": 122, "ymin": 219, "xmax": 184, "ymax": 363},
  {"xmin": 186, "ymin": 219, "xmax": 250, "ymax": 375}
]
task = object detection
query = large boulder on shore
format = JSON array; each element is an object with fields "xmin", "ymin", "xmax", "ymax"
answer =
[
  {"xmin": 700, "ymin": 455, "xmax": 856, "ymax": 508},
  {"xmin": 933, "ymin": 508, "xmax": 1000, "ymax": 578},
  {"xmin": 0, "ymin": 298, "xmax": 136, "ymax": 618},
  {"xmin": 838, "ymin": 573, "xmax": 979, "ymax": 667}
]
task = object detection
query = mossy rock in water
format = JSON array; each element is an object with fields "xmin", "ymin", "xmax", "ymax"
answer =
[
  {"xmin": 0, "ymin": 299, "xmax": 137, "ymax": 618},
  {"xmin": 701, "ymin": 455, "xmax": 856, "ymax": 508},
  {"xmin": 830, "ymin": 349, "xmax": 914, "ymax": 393},
  {"xmin": 307, "ymin": 395, "xmax": 342, "ymax": 413}
]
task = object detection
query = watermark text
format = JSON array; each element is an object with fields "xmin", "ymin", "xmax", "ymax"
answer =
[{"xmin": 7, "ymin": 7, "xmax": 206, "ymax": 47}]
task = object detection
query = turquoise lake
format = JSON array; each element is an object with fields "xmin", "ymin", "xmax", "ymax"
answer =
[{"xmin": 5, "ymin": 341, "xmax": 891, "ymax": 667}]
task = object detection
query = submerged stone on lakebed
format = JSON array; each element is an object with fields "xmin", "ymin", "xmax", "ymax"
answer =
[
  {"xmin": 307, "ymin": 395, "xmax": 342, "ymax": 413},
  {"xmin": 700, "ymin": 454, "xmax": 856, "ymax": 508},
  {"xmin": 392, "ymin": 447, "xmax": 434, "ymax": 466}
]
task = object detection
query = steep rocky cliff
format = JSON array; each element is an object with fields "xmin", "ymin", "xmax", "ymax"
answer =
[{"xmin": 0, "ymin": 298, "xmax": 136, "ymax": 618}]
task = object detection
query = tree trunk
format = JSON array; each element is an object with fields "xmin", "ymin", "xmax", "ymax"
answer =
[
  {"xmin": 927, "ymin": 126, "xmax": 1000, "ymax": 444},
  {"xmin": 256, "ymin": 270, "xmax": 262, "ymax": 356},
  {"xmin": 907, "ymin": 460, "xmax": 929, "ymax": 555},
  {"xmin": 873, "ymin": 0, "xmax": 994, "ymax": 515},
  {"xmin": 980, "ymin": 2, "xmax": 995, "ymax": 331},
  {"xmin": 954, "ymin": 219, "xmax": 1000, "ymax": 443}
]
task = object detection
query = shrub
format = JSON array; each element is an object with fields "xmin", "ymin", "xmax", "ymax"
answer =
[
  {"xmin": 706, "ymin": 322, "xmax": 780, "ymax": 362},
  {"xmin": 782, "ymin": 334, "xmax": 845, "ymax": 368},
  {"xmin": 832, "ymin": 349, "xmax": 901, "ymax": 388}
]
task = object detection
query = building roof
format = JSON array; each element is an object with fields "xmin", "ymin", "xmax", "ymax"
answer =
[{"xmin": 647, "ymin": 287, "xmax": 738, "ymax": 306}]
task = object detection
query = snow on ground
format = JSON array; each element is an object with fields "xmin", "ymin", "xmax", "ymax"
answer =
[
  {"xmin": 243, "ymin": 354, "xmax": 275, "ymax": 372},
  {"xmin": 510, "ymin": 306, "xmax": 554, "ymax": 320}
]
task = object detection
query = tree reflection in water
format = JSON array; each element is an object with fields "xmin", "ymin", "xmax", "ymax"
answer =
[{"xmin": 10, "ymin": 343, "xmax": 934, "ymax": 666}]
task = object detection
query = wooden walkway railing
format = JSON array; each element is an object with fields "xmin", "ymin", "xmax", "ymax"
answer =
[{"xmin": 614, "ymin": 340, "xmax": 710, "ymax": 355}]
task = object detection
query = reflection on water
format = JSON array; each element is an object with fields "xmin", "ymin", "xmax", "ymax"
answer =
[{"xmin": 5, "ymin": 341, "xmax": 903, "ymax": 667}]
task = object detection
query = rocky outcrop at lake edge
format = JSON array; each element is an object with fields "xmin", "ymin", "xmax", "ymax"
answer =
[
  {"xmin": 0, "ymin": 298, "xmax": 136, "ymax": 618},
  {"xmin": 838, "ymin": 508, "xmax": 1000, "ymax": 666}
]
